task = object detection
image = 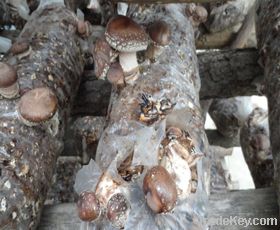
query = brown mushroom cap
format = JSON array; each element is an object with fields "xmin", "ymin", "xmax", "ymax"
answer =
[
  {"xmin": 0, "ymin": 62, "xmax": 17, "ymax": 88},
  {"xmin": 77, "ymin": 20, "xmax": 90, "ymax": 38},
  {"xmin": 147, "ymin": 20, "xmax": 171, "ymax": 46},
  {"xmin": 107, "ymin": 193, "xmax": 130, "ymax": 228},
  {"xmin": 77, "ymin": 191, "xmax": 101, "ymax": 222},
  {"xmin": 166, "ymin": 127, "xmax": 183, "ymax": 139},
  {"xmin": 10, "ymin": 39, "xmax": 30, "ymax": 55},
  {"xmin": 143, "ymin": 165, "xmax": 177, "ymax": 213},
  {"xmin": 105, "ymin": 15, "xmax": 149, "ymax": 52},
  {"xmin": 106, "ymin": 62, "xmax": 124, "ymax": 85},
  {"xmin": 18, "ymin": 87, "xmax": 58, "ymax": 124},
  {"xmin": 195, "ymin": 5, "xmax": 208, "ymax": 24}
]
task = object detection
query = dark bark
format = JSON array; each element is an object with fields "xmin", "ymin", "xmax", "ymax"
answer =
[
  {"xmin": 46, "ymin": 156, "xmax": 82, "ymax": 205},
  {"xmin": 62, "ymin": 116, "xmax": 106, "ymax": 164},
  {"xmin": 196, "ymin": 26, "xmax": 240, "ymax": 49},
  {"xmin": 256, "ymin": 0, "xmax": 280, "ymax": 209},
  {"xmin": 208, "ymin": 97, "xmax": 252, "ymax": 138},
  {"xmin": 71, "ymin": 72, "xmax": 111, "ymax": 117},
  {"xmin": 209, "ymin": 188, "xmax": 279, "ymax": 230},
  {"xmin": 0, "ymin": 1, "xmax": 27, "ymax": 29},
  {"xmin": 240, "ymin": 107, "xmax": 273, "ymax": 188},
  {"xmin": 199, "ymin": 48, "xmax": 264, "ymax": 100},
  {"xmin": 206, "ymin": 129, "xmax": 240, "ymax": 148},
  {"xmin": 0, "ymin": 4, "xmax": 84, "ymax": 229}
]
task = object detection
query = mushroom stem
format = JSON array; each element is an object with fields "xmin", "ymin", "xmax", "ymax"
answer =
[
  {"xmin": 94, "ymin": 173, "xmax": 120, "ymax": 207},
  {"xmin": 119, "ymin": 51, "xmax": 139, "ymax": 84},
  {"xmin": 146, "ymin": 43, "xmax": 164, "ymax": 63}
]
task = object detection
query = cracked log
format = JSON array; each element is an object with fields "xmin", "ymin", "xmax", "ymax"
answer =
[
  {"xmin": 256, "ymin": 0, "xmax": 280, "ymax": 208},
  {"xmin": 0, "ymin": 4, "xmax": 84, "ymax": 229}
]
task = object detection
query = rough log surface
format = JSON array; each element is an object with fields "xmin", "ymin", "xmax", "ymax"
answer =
[
  {"xmin": 71, "ymin": 49, "xmax": 263, "ymax": 117},
  {"xmin": 74, "ymin": 4, "xmax": 210, "ymax": 229},
  {"xmin": 240, "ymin": 107, "xmax": 273, "ymax": 188},
  {"xmin": 0, "ymin": 5, "xmax": 84, "ymax": 229},
  {"xmin": 209, "ymin": 188, "xmax": 279, "ymax": 230},
  {"xmin": 198, "ymin": 48, "xmax": 264, "ymax": 100},
  {"xmin": 206, "ymin": 130, "xmax": 240, "ymax": 148},
  {"xmin": 45, "ymin": 156, "xmax": 82, "ymax": 205},
  {"xmin": 72, "ymin": 72, "xmax": 111, "ymax": 116},
  {"xmin": 62, "ymin": 116, "xmax": 106, "ymax": 163},
  {"xmin": 208, "ymin": 97, "xmax": 252, "ymax": 138},
  {"xmin": 256, "ymin": 0, "xmax": 280, "ymax": 208},
  {"xmin": 196, "ymin": 25, "xmax": 240, "ymax": 49},
  {"xmin": 38, "ymin": 187, "xmax": 279, "ymax": 229}
]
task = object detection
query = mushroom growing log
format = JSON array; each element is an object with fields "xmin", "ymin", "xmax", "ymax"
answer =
[
  {"xmin": 208, "ymin": 97, "xmax": 253, "ymax": 138},
  {"xmin": 71, "ymin": 49, "xmax": 263, "ymax": 117},
  {"xmin": 75, "ymin": 4, "xmax": 209, "ymax": 229},
  {"xmin": 256, "ymin": 0, "xmax": 280, "ymax": 208},
  {"xmin": 0, "ymin": 3, "xmax": 84, "ymax": 229},
  {"xmin": 198, "ymin": 48, "xmax": 264, "ymax": 100},
  {"xmin": 240, "ymin": 108, "xmax": 273, "ymax": 188}
]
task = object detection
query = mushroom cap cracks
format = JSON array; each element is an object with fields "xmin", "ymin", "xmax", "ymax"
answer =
[
  {"xmin": 148, "ymin": 21, "xmax": 171, "ymax": 46},
  {"xmin": 18, "ymin": 87, "xmax": 58, "ymax": 123},
  {"xmin": 0, "ymin": 62, "xmax": 17, "ymax": 88},
  {"xmin": 105, "ymin": 15, "xmax": 149, "ymax": 52}
]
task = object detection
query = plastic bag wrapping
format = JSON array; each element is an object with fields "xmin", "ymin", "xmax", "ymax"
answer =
[
  {"xmin": 75, "ymin": 4, "xmax": 209, "ymax": 230},
  {"xmin": 0, "ymin": 5, "xmax": 84, "ymax": 229}
]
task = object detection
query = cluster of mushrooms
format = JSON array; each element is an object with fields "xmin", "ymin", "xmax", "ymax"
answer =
[
  {"xmin": 75, "ymin": 15, "xmax": 203, "ymax": 229},
  {"xmin": 76, "ymin": 125, "xmax": 202, "ymax": 228},
  {"xmin": 0, "ymin": 62, "xmax": 58, "ymax": 130},
  {"xmin": 91, "ymin": 15, "xmax": 171, "ymax": 86}
]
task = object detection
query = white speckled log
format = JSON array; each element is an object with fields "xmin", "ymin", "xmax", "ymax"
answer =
[{"xmin": 0, "ymin": 4, "xmax": 84, "ymax": 229}]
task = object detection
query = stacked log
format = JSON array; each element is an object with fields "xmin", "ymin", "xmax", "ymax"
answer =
[
  {"xmin": 256, "ymin": 0, "xmax": 280, "ymax": 208},
  {"xmin": 0, "ymin": 3, "xmax": 84, "ymax": 229}
]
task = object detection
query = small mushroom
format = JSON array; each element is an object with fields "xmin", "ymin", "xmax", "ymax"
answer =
[
  {"xmin": 107, "ymin": 62, "xmax": 125, "ymax": 87},
  {"xmin": 106, "ymin": 193, "xmax": 130, "ymax": 229},
  {"xmin": 185, "ymin": 4, "xmax": 208, "ymax": 27},
  {"xmin": 77, "ymin": 20, "xmax": 91, "ymax": 38},
  {"xmin": 0, "ymin": 62, "xmax": 19, "ymax": 99},
  {"xmin": 166, "ymin": 127, "xmax": 183, "ymax": 140},
  {"xmin": 146, "ymin": 20, "xmax": 171, "ymax": 63},
  {"xmin": 77, "ymin": 191, "xmax": 101, "ymax": 222},
  {"xmin": 17, "ymin": 87, "xmax": 58, "ymax": 126},
  {"xmin": 10, "ymin": 39, "xmax": 30, "ymax": 55},
  {"xmin": 105, "ymin": 15, "xmax": 149, "ymax": 84},
  {"xmin": 143, "ymin": 165, "xmax": 177, "ymax": 213}
]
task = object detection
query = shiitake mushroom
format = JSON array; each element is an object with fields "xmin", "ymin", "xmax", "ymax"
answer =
[
  {"xmin": 77, "ymin": 191, "xmax": 101, "ymax": 222},
  {"xmin": 143, "ymin": 165, "xmax": 177, "ymax": 213}
]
